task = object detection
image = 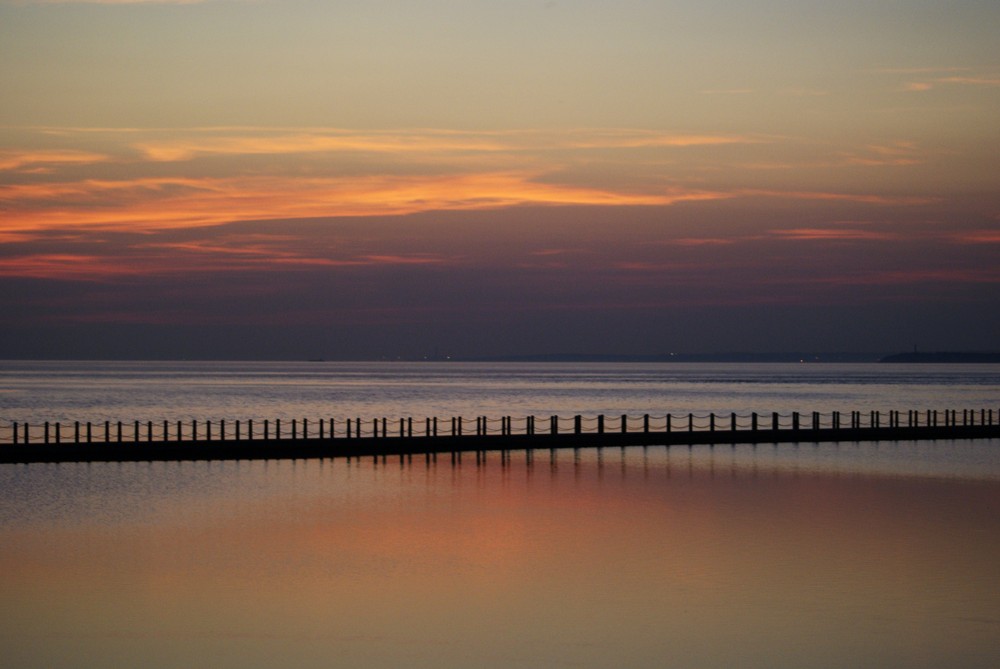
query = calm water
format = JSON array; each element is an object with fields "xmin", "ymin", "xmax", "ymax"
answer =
[
  {"xmin": 2, "ymin": 362, "xmax": 999, "ymax": 668},
  {"xmin": 2, "ymin": 360, "xmax": 999, "ymax": 423}
]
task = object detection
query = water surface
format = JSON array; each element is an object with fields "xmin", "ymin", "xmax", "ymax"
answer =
[{"xmin": 2, "ymin": 443, "xmax": 998, "ymax": 669}]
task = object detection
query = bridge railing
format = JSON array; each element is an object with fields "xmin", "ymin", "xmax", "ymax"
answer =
[{"xmin": 0, "ymin": 408, "xmax": 996, "ymax": 445}]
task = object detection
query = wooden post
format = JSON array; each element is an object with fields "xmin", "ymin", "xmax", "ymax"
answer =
[
  {"xmin": 644, "ymin": 414, "xmax": 649, "ymax": 433},
  {"xmin": 792, "ymin": 412, "xmax": 799, "ymax": 430},
  {"xmin": 135, "ymin": 420, "xmax": 140, "ymax": 442},
  {"xmin": 105, "ymin": 420, "xmax": 110, "ymax": 443},
  {"xmin": 85, "ymin": 421, "xmax": 92, "ymax": 443},
  {"xmin": 148, "ymin": 421, "xmax": 153, "ymax": 442},
  {"xmin": 303, "ymin": 418, "xmax": 308, "ymax": 439},
  {"xmin": 292, "ymin": 419, "xmax": 297, "ymax": 440},
  {"xmin": 598, "ymin": 415, "xmax": 604, "ymax": 433},
  {"xmin": 236, "ymin": 420, "xmax": 241, "ymax": 441},
  {"xmin": 752, "ymin": 412, "xmax": 758, "ymax": 431},
  {"xmin": 689, "ymin": 413, "xmax": 694, "ymax": 432},
  {"xmin": 621, "ymin": 414, "xmax": 627, "ymax": 434},
  {"xmin": 45, "ymin": 421, "xmax": 49, "ymax": 444},
  {"xmin": 276, "ymin": 418, "xmax": 281, "ymax": 439},
  {"xmin": 382, "ymin": 418, "xmax": 387, "ymax": 437},
  {"xmin": 192, "ymin": 419, "xmax": 197, "ymax": 441},
  {"xmin": 772, "ymin": 412, "xmax": 778, "ymax": 430},
  {"xmin": 666, "ymin": 414, "xmax": 671, "ymax": 433},
  {"xmin": 731, "ymin": 413, "xmax": 736, "ymax": 431},
  {"xmin": 163, "ymin": 420, "xmax": 168, "ymax": 441},
  {"xmin": 551, "ymin": 415, "xmax": 558, "ymax": 435},
  {"xmin": 408, "ymin": 417, "xmax": 413, "ymax": 437},
  {"xmin": 264, "ymin": 419, "xmax": 270, "ymax": 440},
  {"xmin": 13, "ymin": 423, "xmax": 18, "ymax": 445},
  {"xmin": 574, "ymin": 415, "xmax": 581, "ymax": 434},
  {"xmin": 710, "ymin": 413, "xmax": 715, "ymax": 432}
]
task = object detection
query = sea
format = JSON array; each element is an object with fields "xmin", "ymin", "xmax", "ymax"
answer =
[{"xmin": 1, "ymin": 361, "xmax": 999, "ymax": 668}]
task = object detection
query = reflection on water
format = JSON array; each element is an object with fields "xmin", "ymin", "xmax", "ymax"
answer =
[{"xmin": 2, "ymin": 442, "xmax": 999, "ymax": 669}]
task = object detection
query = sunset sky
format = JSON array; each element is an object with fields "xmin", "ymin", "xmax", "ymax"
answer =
[{"xmin": 2, "ymin": 0, "xmax": 998, "ymax": 359}]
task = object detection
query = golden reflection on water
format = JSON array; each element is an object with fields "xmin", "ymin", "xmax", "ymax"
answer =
[{"xmin": 1, "ymin": 444, "xmax": 999, "ymax": 668}]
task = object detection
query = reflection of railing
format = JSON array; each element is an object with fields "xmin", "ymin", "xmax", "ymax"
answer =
[{"xmin": 1, "ymin": 408, "xmax": 998, "ymax": 458}]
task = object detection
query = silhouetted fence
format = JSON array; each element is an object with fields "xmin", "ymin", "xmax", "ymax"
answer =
[{"xmin": 2, "ymin": 408, "xmax": 997, "ymax": 446}]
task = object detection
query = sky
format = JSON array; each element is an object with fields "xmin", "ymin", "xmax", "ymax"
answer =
[{"xmin": 1, "ymin": 0, "xmax": 998, "ymax": 359}]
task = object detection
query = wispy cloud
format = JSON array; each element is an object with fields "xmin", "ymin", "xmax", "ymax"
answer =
[
  {"xmin": 130, "ymin": 127, "xmax": 761, "ymax": 162},
  {"xmin": 900, "ymin": 75, "xmax": 1000, "ymax": 92},
  {"xmin": 0, "ymin": 150, "xmax": 108, "ymax": 171},
  {"xmin": 1, "ymin": 172, "xmax": 728, "ymax": 236},
  {"xmin": 768, "ymin": 228, "xmax": 898, "ymax": 241}
]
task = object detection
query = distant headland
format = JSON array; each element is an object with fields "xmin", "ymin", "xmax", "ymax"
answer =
[{"xmin": 880, "ymin": 351, "xmax": 1000, "ymax": 363}]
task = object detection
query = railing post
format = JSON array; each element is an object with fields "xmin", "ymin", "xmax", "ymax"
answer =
[
  {"xmin": 85, "ymin": 421, "xmax": 92, "ymax": 443},
  {"xmin": 772, "ymin": 412, "xmax": 778, "ymax": 430},
  {"xmin": 264, "ymin": 419, "xmax": 270, "ymax": 440},
  {"xmin": 13, "ymin": 423, "xmax": 18, "ymax": 445},
  {"xmin": 621, "ymin": 414, "xmax": 627, "ymax": 434},
  {"xmin": 574, "ymin": 415, "xmax": 581, "ymax": 434},
  {"xmin": 236, "ymin": 420, "xmax": 241, "ymax": 441},
  {"xmin": 105, "ymin": 420, "xmax": 110, "ymax": 443},
  {"xmin": 644, "ymin": 414, "xmax": 650, "ymax": 433},
  {"xmin": 710, "ymin": 413, "xmax": 715, "ymax": 432},
  {"xmin": 44, "ymin": 421, "xmax": 50, "ymax": 444},
  {"xmin": 666, "ymin": 414, "xmax": 671, "ymax": 433},
  {"xmin": 597, "ymin": 415, "xmax": 604, "ymax": 433},
  {"xmin": 731, "ymin": 413, "xmax": 737, "ymax": 431},
  {"xmin": 292, "ymin": 419, "xmax": 297, "ymax": 440},
  {"xmin": 689, "ymin": 413, "xmax": 694, "ymax": 432},
  {"xmin": 148, "ymin": 421, "xmax": 153, "ymax": 442},
  {"xmin": 792, "ymin": 412, "xmax": 799, "ymax": 430},
  {"xmin": 752, "ymin": 412, "xmax": 758, "ymax": 431},
  {"xmin": 551, "ymin": 416, "xmax": 558, "ymax": 435}
]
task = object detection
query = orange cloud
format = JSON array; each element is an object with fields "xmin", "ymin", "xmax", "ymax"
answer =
[
  {"xmin": 1, "ymin": 172, "xmax": 729, "ymax": 236},
  {"xmin": 131, "ymin": 128, "xmax": 760, "ymax": 161},
  {"xmin": 769, "ymin": 228, "xmax": 898, "ymax": 241},
  {"xmin": 0, "ymin": 254, "xmax": 141, "ymax": 280},
  {"xmin": 135, "ymin": 132, "xmax": 509, "ymax": 162},
  {"xmin": 0, "ymin": 150, "xmax": 108, "ymax": 171},
  {"xmin": 740, "ymin": 189, "xmax": 936, "ymax": 206},
  {"xmin": 946, "ymin": 230, "xmax": 1000, "ymax": 244},
  {"xmin": 668, "ymin": 238, "xmax": 736, "ymax": 247},
  {"xmin": 901, "ymin": 75, "xmax": 1000, "ymax": 92}
]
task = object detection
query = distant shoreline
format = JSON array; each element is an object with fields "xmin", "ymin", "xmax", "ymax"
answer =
[{"xmin": 879, "ymin": 351, "xmax": 1000, "ymax": 364}]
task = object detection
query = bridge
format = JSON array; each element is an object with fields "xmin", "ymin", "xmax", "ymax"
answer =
[{"xmin": 1, "ymin": 409, "xmax": 997, "ymax": 464}]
